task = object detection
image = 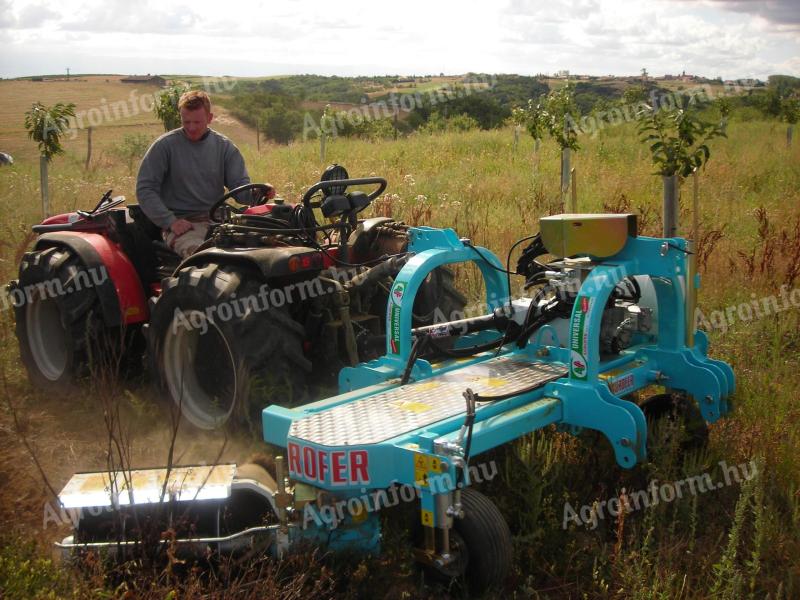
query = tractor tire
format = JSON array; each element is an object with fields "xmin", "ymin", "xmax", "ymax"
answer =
[
  {"xmin": 641, "ymin": 392, "xmax": 709, "ymax": 453},
  {"xmin": 148, "ymin": 263, "xmax": 311, "ymax": 431},
  {"xmin": 422, "ymin": 488, "xmax": 512, "ymax": 594},
  {"xmin": 14, "ymin": 246, "xmax": 111, "ymax": 390},
  {"xmin": 411, "ymin": 266, "xmax": 467, "ymax": 327}
]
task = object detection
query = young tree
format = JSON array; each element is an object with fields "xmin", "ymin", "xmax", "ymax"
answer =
[
  {"xmin": 781, "ymin": 97, "xmax": 799, "ymax": 147},
  {"xmin": 154, "ymin": 84, "xmax": 188, "ymax": 131},
  {"xmin": 24, "ymin": 101, "xmax": 76, "ymax": 159},
  {"xmin": 24, "ymin": 101, "xmax": 76, "ymax": 216},
  {"xmin": 539, "ymin": 83, "xmax": 581, "ymax": 204},
  {"xmin": 715, "ymin": 97, "xmax": 732, "ymax": 133},
  {"xmin": 637, "ymin": 95, "xmax": 725, "ymax": 236}
]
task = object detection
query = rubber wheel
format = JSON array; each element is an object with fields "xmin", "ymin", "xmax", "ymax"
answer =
[
  {"xmin": 148, "ymin": 263, "xmax": 311, "ymax": 430},
  {"xmin": 411, "ymin": 266, "xmax": 467, "ymax": 327},
  {"xmin": 640, "ymin": 393, "xmax": 709, "ymax": 453},
  {"xmin": 14, "ymin": 246, "xmax": 112, "ymax": 389},
  {"xmin": 423, "ymin": 488, "xmax": 513, "ymax": 594}
]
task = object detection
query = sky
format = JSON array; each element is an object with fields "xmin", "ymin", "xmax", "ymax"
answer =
[{"xmin": 0, "ymin": 0, "xmax": 798, "ymax": 79}]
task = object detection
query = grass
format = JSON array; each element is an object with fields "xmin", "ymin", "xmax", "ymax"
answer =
[{"xmin": 0, "ymin": 78, "xmax": 799, "ymax": 597}]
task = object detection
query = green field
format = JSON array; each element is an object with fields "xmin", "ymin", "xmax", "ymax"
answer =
[{"xmin": 0, "ymin": 78, "xmax": 799, "ymax": 598}]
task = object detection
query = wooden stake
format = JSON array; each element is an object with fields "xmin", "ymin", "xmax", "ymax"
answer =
[
  {"xmin": 570, "ymin": 167, "xmax": 577, "ymax": 213},
  {"xmin": 560, "ymin": 147, "xmax": 571, "ymax": 211},
  {"xmin": 85, "ymin": 126, "xmax": 92, "ymax": 170},
  {"xmin": 39, "ymin": 155, "xmax": 49, "ymax": 217}
]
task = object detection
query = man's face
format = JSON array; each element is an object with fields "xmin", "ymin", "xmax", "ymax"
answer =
[{"xmin": 180, "ymin": 106, "xmax": 213, "ymax": 142}]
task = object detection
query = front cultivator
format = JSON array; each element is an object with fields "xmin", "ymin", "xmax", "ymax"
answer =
[{"xmin": 54, "ymin": 213, "xmax": 734, "ymax": 594}]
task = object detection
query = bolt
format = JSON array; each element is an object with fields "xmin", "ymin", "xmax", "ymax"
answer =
[
  {"xmin": 620, "ymin": 438, "xmax": 631, "ymax": 447},
  {"xmin": 704, "ymin": 395, "xmax": 713, "ymax": 404}
]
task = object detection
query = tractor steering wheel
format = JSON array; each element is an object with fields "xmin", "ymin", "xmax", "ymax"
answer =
[
  {"xmin": 208, "ymin": 183, "xmax": 274, "ymax": 223},
  {"xmin": 301, "ymin": 177, "xmax": 387, "ymax": 213}
]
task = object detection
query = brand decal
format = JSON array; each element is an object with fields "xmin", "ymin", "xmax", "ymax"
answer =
[
  {"xmin": 570, "ymin": 296, "xmax": 593, "ymax": 380},
  {"xmin": 388, "ymin": 279, "xmax": 408, "ymax": 354},
  {"xmin": 609, "ymin": 373, "xmax": 635, "ymax": 395},
  {"xmin": 287, "ymin": 442, "xmax": 370, "ymax": 486}
]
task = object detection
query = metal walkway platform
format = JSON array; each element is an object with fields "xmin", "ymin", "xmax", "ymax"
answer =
[{"xmin": 289, "ymin": 356, "xmax": 568, "ymax": 447}]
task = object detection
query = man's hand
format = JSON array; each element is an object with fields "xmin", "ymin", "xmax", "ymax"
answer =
[
  {"xmin": 254, "ymin": 184, "xmax": 276, "ymax": 203},
  {"xmin": 169, "ymin": 219, "xmax": 194, "ymax": 237}
]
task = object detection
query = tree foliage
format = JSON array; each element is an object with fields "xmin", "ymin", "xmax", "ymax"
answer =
[
  {"xmin": 539, "ymin": 83, "xmax": 581, "ymax": 151},
  {"xmin": 637, "ymin": 96, "xmax": 726, "ymax": 177},
  {"xmin": 154, "ymin": 84, "xmax": 189, "ymax": 131},
  {"xmin": 23, "ymin": 101, "xmax": 76, "ymax": 160},
  {"xmin": 781, "ymin": 97, "xmax": 800, "ymax": 125}
]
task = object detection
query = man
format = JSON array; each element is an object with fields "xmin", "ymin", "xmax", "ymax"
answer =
[{"xmin": 136, "ymin": 90, "xmax": 274, "ymax": 257}]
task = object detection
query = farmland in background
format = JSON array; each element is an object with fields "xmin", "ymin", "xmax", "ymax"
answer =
[{"xmin": 0, "ymin": 75, "xmax": 798, "ymax": 598}]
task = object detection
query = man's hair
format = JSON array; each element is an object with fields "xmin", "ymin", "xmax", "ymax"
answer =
[{"xmin": 178, "ymin": 90, "xmax": 211, "ymax": 113}]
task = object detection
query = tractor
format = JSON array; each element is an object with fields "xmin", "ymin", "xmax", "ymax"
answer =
[{"xmin": 11, "ymin": 165, "xmax": 465, "ymax": 428}]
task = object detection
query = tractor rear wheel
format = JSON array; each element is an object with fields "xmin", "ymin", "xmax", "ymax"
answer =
[
  {"xmin": 14, "ymin": 246, "xmax": 112, "ymax": 389},
  {"xmin": 148, "ymin": 264, "xmax": 311, "ymax": 430},
  {"xmin": 411, "ymin": 266, "xmax": 467, "ymax": 327}
]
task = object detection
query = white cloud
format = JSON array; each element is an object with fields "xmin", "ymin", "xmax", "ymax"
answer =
[
  {"xmin": 17, "ymin": 3, "xmax": 60, "ymax": 28},
  {"xmin": 0, "ymin": 0, "xmax": 796, "ymax": 78}
]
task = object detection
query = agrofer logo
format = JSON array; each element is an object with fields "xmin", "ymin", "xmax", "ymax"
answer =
[
  {"xmin": 570, "ymin": 351, "xmax": 587, "ymax": 377},
  {"xmin": 392, "ymin": 282, "xmax": 406, "ymax": 305}
]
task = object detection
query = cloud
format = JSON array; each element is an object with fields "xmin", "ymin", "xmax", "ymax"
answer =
[
  {"xmin": 0, "ymin": 0, "xmax": 16, "ymax": 28},
  {"xmin": 696, "ymin": 0, "xmax": 800, "ymax": 29},
  {"xmin": 60, "ymin": 0, "xmax": 202, "ymax": 34},
  {"xmin": 17, "ymin": 3, "xmax": 60, "ymax": 28}
]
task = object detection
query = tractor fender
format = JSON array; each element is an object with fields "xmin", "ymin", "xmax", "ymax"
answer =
[
  {"xmin": 34, "ymin": 232, "xmax": 148, "ymax": 326},
  {"xmin": 176, "ymin": 246, "xmax": 324, "ymax": 281}
]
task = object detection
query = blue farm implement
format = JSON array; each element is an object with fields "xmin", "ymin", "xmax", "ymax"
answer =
[{"xmin": 56, "ymin": 213, "xmax": 734, "ymax": 592}]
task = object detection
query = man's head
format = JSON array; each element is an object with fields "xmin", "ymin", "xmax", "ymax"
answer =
[{"xmin": 178, "ymin": 90, "xmax": 213, "ymax": 142}]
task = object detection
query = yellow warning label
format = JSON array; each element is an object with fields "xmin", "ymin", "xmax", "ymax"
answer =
[
  {"xmin": 414, "ymin": 382, "xmax": 441, "ymax": 392},
  {"xmin": 474, "ymin": 377, "xmax": 508, "ymax": 388},
  {"xmin": 413, "ymin": 454, "xmax": 442, "ymax": 487},
  {"xmin": 421, "ymin": 509, "xmax": 434, "ymax": 527},
  {"xmin": 392, "ymin": 400, "xmax": 433, "ymax": 413}
]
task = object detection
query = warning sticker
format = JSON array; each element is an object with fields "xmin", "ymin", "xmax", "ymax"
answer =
[
  {"xmin": 392, "ymin": 400, "xmax": 433, "ymax": 413},
  {"xmin": 413, "ymin": 454, "xmax": 441, "ymax": 488}
]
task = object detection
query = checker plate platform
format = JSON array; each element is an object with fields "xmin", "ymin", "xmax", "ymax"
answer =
[{"xmin": 289, "ymin": 356, "xmax": 567, "ymax": 447}]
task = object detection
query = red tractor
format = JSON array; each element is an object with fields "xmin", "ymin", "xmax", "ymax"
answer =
[{"xmin": 11, "ymin": 166, "xmax": 464, "ymax": 428}]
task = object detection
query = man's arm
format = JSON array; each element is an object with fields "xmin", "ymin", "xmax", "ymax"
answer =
[
  {"xmin": 223, "ymin": 142, "xmax": 271, "ymax": 205},
  {"xmin": 136, "ymin": 140, "xmax": 178, "ymax": 229}
]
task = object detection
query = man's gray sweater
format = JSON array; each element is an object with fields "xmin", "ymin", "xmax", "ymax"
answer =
[{"xmin": 136, "ymin": 128, "xmax": 251, "ymax": 229}]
